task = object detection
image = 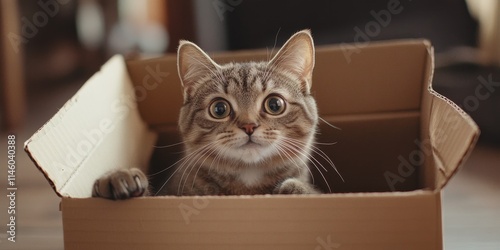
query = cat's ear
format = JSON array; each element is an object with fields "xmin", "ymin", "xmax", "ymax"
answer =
[
  {"xmin": 177, "ymin": 41, "xmax": 220, "ymax": 98},
  {"xmin": 269, "ymin": 30, "xmax": 315, "ymax": 91}
]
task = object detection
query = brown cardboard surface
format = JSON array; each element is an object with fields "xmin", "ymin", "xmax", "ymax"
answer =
[
  {"xmin": 420, "ymin": 44, "xmax": 437, "ymax": 190},
  {"xmin": 24, "ymin": 39, "xmax": 479, "ymax": 249},
  {"xmin": 418, "ymin": 43, "xmax": 480, "ymax": 190},
  {"xmin": 62, "ymin": 191, "xmax": 441, "ymax": 250},
  {"xmin": 429, "ymin": 95, "xmax": 480, "ymax": 189}
]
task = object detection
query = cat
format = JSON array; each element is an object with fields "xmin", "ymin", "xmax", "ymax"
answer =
[{"xmin": 93, "ymin": 29, "xmax": 327, "ymax": 199}]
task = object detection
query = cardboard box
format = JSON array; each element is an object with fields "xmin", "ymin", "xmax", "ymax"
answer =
[{"xmin": 25, "ymin": 39, "xmax": 479, "ymax": 250}]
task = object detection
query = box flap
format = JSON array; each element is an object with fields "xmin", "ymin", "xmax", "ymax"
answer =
[
  {"xmin": 428, "ymin": 93, "xmax": 480, "ymax": 189},
  {"xmin": 24, "ymin": 55, "xmax": 157, "ymax": 198},
  {"xmin": 420, "ymin": 44, "xmax": 480, "ymax": 190}
]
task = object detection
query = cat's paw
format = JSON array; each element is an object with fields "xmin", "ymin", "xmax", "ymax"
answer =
[
  {"xmin": 274, "ymin": 178, "xmax": 319, "ymax": 195},
  {"xmin": 92, "ymin": 168, "xmax": 149, "ymax": 200}
]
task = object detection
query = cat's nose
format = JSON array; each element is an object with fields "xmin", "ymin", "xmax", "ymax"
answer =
[{"xmin": 240, "ymin": 123, "xmax": 259, "ymax": 135}]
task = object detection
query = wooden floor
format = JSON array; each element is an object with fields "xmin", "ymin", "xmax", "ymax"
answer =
[{"xmin": 1, "ymin": 82, "xmax": 499, "ymax": 249}]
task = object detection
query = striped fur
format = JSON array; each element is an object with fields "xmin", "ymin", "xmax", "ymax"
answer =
[{"xmin": 163, "ymin": 30, "xmax": 321, "ymax": 195}]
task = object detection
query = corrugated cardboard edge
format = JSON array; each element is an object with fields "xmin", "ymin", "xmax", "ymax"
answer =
[
  {"xmin": 429, "ymin": 92, "xmax": 480, "ymax": 190},
  {"xmin": 24, "ymin": 140, "xmax": 59, "ymax": 194},
  {"xmin": 422, "ymin": 41, "xmax": 480, "ymax": 190}
]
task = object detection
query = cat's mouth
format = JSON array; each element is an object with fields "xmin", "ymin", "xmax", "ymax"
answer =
[
  {"xmin": 225, "ymin": 136, "xmax": 277, "ymax": 164},
  {"xmin": 237, "ymin": 137, "xmax": 267, "ymax": 151},
  {"xmin": 241, "ymin": 140, "xmax": 260, "ymax": 148}
]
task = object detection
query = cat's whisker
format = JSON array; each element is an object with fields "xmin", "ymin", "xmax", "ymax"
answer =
[
  {"xmin": 273, "ymin": 144, "xmax": 301, "ymax": 176},
  {"xmin": 176, "ymin": 148, "xmax": 208, "ymax": 195},
  {"xmin": 282, "ymin": 138, "xmax": 329, "ymax": 172},
  {"xmin": 148, "ymin": 155, "xmax": 184, "ymax": 177},
  {"xmin": 153, "ymin": 169, "xmax": 178, "ymax": 196},
  {"xmin": 266, "ymin": 27, "xmax": 282, "ymax": 62},
  {"xmin": 153, "ymin": 141, "xmax": 184, "ymax": 149},
  {"xmin": 279, "ymin": 140, "xmax": 324, "ymax": 185},
  {"xmin": 180, "ymin": 141, "xmax": 222, "ymax": 194},
  {"xmin": 148, "ymin": 141, "xmax": 202, "ymax": 177},
  {"xmin": 202, "ymin": 144, "xmax": 230, "ymax": 194},
  {"xmin": 209, "ymin": 141, "xmax": 229, "ymax": 175},
  {"xmin": 284, "ymin": 137, "xmax": 336, "ymax": 168},
  {"xmin": 177, "ymin": 142, "xmax": 219, "ymax": 195},
  {"xmin": 284, "ymin": 138, "xmax": 334, "ymax": 167},
  {"xmin": 313, "ymin": 141, "xmax": 338, "ymax": 146},
  {"xmin": 319, "ymin": 116, "xmax": 341, "ymax": 130},
  {"xmin": 178, "ymin": 148, "xmax": 206, "ymax": 195},
  {"xmin": 280, "ymin": 141, "xmax": 332, "ymax": 193},
  {"xmin": 274, "ymin": 144, "xmax": 301, "ymax": 171},
  {"xmin": 272, "ymin": 143, "xmax": 287, "ymax": 165},
  {"xmin": 154, "ymin": 142, "xmax": 217, "ymax": 195},
  {"xmin": 155, "ymin": 141, "xmax": 216, "ymax": 195},
  {"xmin": 148, "ymin": 142, "xmax": 215, "ymax": 177},
  {"xmin": 276, "ymin": 141, "xmax": 317, "ymax": 183},
  {"xmin": 283, "ymin": 137, "xmax": 344, "ymax": 183},
  {"xmin": 273, "ymin": 143, "xmax": 316, "ymax": 186},
  {"xmin": 189, "ymin": 144, "xmax": 220, "ymax": 192}
]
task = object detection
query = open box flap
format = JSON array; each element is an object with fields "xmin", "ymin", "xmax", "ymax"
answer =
[
  {"xmin": 24, "ymin": 55, "xmax": 157, "ymax": 198},
  {"xmin": 428, "ymin": 89, "xmax": 480, "ymax": 189},
  {"xmin": 420, "ymin": 43, "xmax": 481, "ymax": 190}
]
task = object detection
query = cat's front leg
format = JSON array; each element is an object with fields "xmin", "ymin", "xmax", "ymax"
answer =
[
  {"xmin": 92, "ymin": 168, "xmax": 149, "ymax": 200},
  {"xmin": 274, "ymin": 178, "xmax": 320, "ymax": 195}
]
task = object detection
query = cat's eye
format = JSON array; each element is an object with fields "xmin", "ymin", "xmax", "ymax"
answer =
[
  {"xmin": 264, "ymin": 95, "xmax": 286, "ymax": 115},
  {"xmin": 209, "ymin": 99, "xmax": 231, "ymax": 119}
]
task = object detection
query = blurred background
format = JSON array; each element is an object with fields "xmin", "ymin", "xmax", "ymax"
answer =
[{"xmin": 0, "ymin": 0, "xmax": 499, "ymax": 249}]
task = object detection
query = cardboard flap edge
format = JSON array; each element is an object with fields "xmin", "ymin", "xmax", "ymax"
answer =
[
  {"xmin": 428, "ymin": 85, "xmax": 480, "ymax": 190},
  {"xmin": 24, "ymin": 55, "xmax": 158, "ymax": 198},
  {"xmin": 23, "ymin": 55, "xmax": 126, "ymax": 197}
]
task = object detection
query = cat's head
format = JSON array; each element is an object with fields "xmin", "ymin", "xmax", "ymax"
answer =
[{"xmin": 176, "ymin": 30, "xmax": 317, "ymax": 166}]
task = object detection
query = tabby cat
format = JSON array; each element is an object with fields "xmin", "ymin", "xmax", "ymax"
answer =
[{"xmin": 93, "ymin": 30, "xmax": 326, "ymax": 199}]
